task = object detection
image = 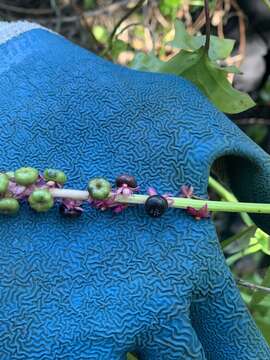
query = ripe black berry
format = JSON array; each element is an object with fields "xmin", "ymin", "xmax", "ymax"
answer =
[
  {"xmin": 116, "ymin": 174, "xmax": 137, "ymax": 188},
  {"xmin": 145, "ymin": 195, "xmax": 168, "ymax": 218},
  {"xmin": 59, "ymin": 204, "xmax": 82, "ymax": 218}
]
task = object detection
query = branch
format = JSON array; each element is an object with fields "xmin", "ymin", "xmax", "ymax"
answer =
[
  {"xmin": 51, "ymin": 0, "xmax": 137, "ymax": 24},
  {"xmin": 0, "ymin": 2, "xmax": 55, "ymax": 15},
  {"xmin": 204, "ymin": 0, "xmax": 211, "ymax": 53},
  {"xmin": 234, "ymin": 118, "xmax": 270, "ymax": 125},
  {"xmin": 236, "ymin": 278, "xmax": 270, "ymax": 294},
  {"xmin": 108, "ymin": 0, "xmax": 145, "ymax": 52}
]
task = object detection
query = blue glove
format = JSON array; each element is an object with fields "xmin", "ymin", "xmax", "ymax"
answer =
[{"xmin": 0, "ymin": 21, "xmax": 269, "ymax": 360}]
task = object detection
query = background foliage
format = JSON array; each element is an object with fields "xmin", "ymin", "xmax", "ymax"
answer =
[{"xmin": 1, "ymin": 0, "xmax": 270, "ymax": 351}]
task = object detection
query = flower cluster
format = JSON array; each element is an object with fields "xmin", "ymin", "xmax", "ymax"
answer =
[{"xmin": 0, "ymin": 167, "xmax": 210, "ymax": 220}]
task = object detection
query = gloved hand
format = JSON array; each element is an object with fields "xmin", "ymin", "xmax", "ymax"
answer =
[{"xmin": 0, "ymin": 21, "xmax": 269, "ymax": 360}]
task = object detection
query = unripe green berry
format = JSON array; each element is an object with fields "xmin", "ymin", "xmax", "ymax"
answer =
[
  {"xmin": 0, "ymin": 198, "xmax": 20, "ymax": 214},
  {"xmin": 0, "ymin": 173, "xmax": 9, "ymax": 194},
  {"xmin": 15, "ymin": 167, "xmax": 38, "ymax": 186},
  {"xmin": 28, "ymin": 189, "xmax": 54, "ymax": 212},
  {"xmin": 88, "ymin": 177, "xmax": 111, "ymax": 200},
  {"xmin": 44, "ymin": 168, "xmax": 67, "ymax": 184}
]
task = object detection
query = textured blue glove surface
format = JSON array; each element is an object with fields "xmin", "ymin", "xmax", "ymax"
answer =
[{"xmin": 0, "ymin": 22, "xmax": 270, "ymax": 360}]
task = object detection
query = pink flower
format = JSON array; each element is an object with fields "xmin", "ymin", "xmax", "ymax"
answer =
[
  {"xmin": 180, "ymin": 185, "xmax": 194, "ymax": 198},
  {"xmin": 62, "ymin": 198, "xmax": 84, "ymax": 212},
  {"xmin": 186, "ymin": 204, "xmax": 210, "ymax": 220},
  {"xmin": 7, "ymin": 181, "xmax": 26, "ymax": 199},
  {"xmin": 89, "ymin": 190, "xmax": 131, "ymax": 214},
  {"xmin": 147, "ymin": 187, "xmax": 174, "ymax": 207},
  {"xmin": 36, "ymin": 173, "xmax": 47, "ymax": 187},
  {"xmin": 38, "ymin": 173, "xmax": 63, "ymax": 189},
  {"xmin": 112, "ymin": 204, "xmax": 129, "ymax": 213},
  {"xmin": 89, "ymin": 193, "xmax": 118, "ymax": 211},
  {"xmin": 115, "ymin": 183, "xmax": 140, "ymax": 197},
  {"xmin": 7, "ymin": 173, "xmax": 51, "ymax": 200},
  {"xmin": 147, "ymin": 187, "xmax": 157, "ymax": 196}
]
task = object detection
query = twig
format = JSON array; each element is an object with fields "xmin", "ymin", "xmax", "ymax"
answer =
[
  {"xmin": 49, "ymin": 188, "xmax": 270, "ymax": 214},
  {"xmin": 50, "ymin": 0, "xmax": 62, "ymax": 33},
  {"xmin": 69, "ymin": 0, "xmax": 101, "ymax": 51},
  {"xmin": 143, "ymin": 0, "xmax": 156, "ymax": 52},
  {"xmin": 227, "ymin": 0, "xmax": 246, "ymax": 83},
  {"xmin": 204, "ymin": 0, "xmax": 211, "ymax": 53},
  {"xmin": 115, "ymin": 22, "xmax": 142, "ymax": 40},
  {"xmin": 214, "ymin": 0, "xmax": 225, "ymax": 38},
  {"xmin": 154, "ymin": 7, "xmax": 170, "ymax": 28},
  {"xmin": 108, "ymin": 0, "xmax": 145, "ymax": 53},
  {"xmin": 236, "ymin": 278, "xmax": 270, "ymax": 294},
  {"xmin": 179, "ymin": 0, "xmax": 192, "ymax": 28},
  {"xmin": 34, "ymin": 0, "xmax": 138, "ymax": 25},
  {"xmin": 234, "ymin": 118, "xmax": 270, "ymax": 125},
  {"xmin": 0, "ymin": 2, "xmax": 55, "ymax": 15},
  {"xmin": 191, "ymin": 9, "xmax": 206, "ymax": 34}
]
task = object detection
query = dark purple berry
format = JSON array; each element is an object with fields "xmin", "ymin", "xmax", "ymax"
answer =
[
  {"xmin": 145, "ymin": 195, "xmax": 168, "ymax": 218},
  {"xmin": 116, "ymin": 174, "xmax": 137, "ymax": 188},
  {"xmin": 59, "ymin": 204, "xmax": 82, "ymax": 218}
]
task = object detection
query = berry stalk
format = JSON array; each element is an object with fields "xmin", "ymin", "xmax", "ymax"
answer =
[{"xmin": 49, "ymin": 188, "xmax": 270, "ymax": 214}]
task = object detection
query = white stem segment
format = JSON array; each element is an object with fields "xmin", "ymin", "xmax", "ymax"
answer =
[{"xmin": 49, "ymin": 188, "xmax": 270, "ymax": 214}]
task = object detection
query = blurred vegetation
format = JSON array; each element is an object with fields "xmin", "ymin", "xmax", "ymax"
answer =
[{"xmin": 1, "ymin": 0, "xmax": 270, "ymax": 353}]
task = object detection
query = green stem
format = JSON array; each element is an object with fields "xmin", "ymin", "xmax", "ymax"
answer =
[
  {"xmin": 226, "ymin": 240, "xmax": 261, "ymax": 266},
  {"xmin": 208, "ymin": 176, "xmax": 237, "ymax": 202},
  {"xmin": 50, "ymin": 188, "xmax": 270, "ymax": 214},
  {"xmin": 208, "ymin": 176, "xmax": 253, "ymax": 225},
  {"xmin": 262, "ymin": 0, "xmax": 270, "ymax": 10},
  {"xmin": 221, "ymin": 225, "xmax": 256, "ymax": 249}
]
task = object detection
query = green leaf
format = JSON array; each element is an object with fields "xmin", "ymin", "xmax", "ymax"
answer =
[
  {"xmin": 246, "ymin": 124, "xmax": 268, "ymax": 144},
  {"xmin": 159, "ymin": 48, "xmax": 255, "ymax": 113},
  {"xmin": 169, "ymin": 20, "xmax": 235, "ymax": 60},
  {"xmin": 221, "ymin": 225, "xmax": 257, "ymax": 251},
  {"xmin": 212, "ymin": 63, "xmax": 242, "ymax": 74},
  {"xmin": 159, "ymin": 0, "xmax": 182, "ymax": 18},
  {"xmin": 92, "ymin": 25, "xmax": 108, "ymax": 44},
  {"xmin": 254, "ymin": 317, "xmax": 270, "ymax": 344},
  {"xmin": 220, "ymin": 65, "xmax": 242, "ymax": 74},
  {"xmin": 250, "ymin": 267, "xmax": 270, "ymax": 307},
  {"xmin": 204, "ymin": 35, "xmax": 235, "ymax": 61},
  {"xmin": 127, "ymin": 353, "xmax": 138, "ymax": 360},
  {"xmin": 111, "ymin": 39, "xmax": 128, "ymax": 61},
  {"xmin": 83, "ymin": 0, "xmax": 95, "ymax": 10},
  {"xmin": 131, "ymin": 51, "xmax": 164, "ymax": 72},
  {"xmin": 226, "ymin": 241, "xmax": 262, "ymax": 266},
  {"xmin": 169, "ymin": 20, "xmax": 202, "ymax": 51},
  {"xmin": 253, "ymin": 228, "xmax": 270, "ymax": 255},
  {"xmin": 160, "ymin": 49, "xmax": 200, "ymax": 74}
]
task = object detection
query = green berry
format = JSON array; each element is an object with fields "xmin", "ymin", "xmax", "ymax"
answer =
[
  {"xmin": 0, "ymin": 198, "xmax": 20, "ymax": 215},
  {"xmin": 44, "ymin": 168, "xmax": 67, "ymax": 184},
  {"xmin": 5, "ymin": 171, "xmax": 15, "ymax": 180},
  {"xmin": 0, "ymin": 173, "xmax": 9, "ymax": 194},
  {"xmin": 15, "ymin": 167, "xmax": 38, "ymax": 186},
  {"xmin": 88, "ymin": 177, "xmax": 111, "ymax": 200},
  {"xmin": 28, "ymin": 189, "xmax": 54, "ymax": 212}
]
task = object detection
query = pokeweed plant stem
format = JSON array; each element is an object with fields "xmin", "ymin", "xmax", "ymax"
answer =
[
  {"xmin": 50, "ymin": 188, "xmax": 270, "ymax": 215},
  {"xmin": 208, "ymin": 176, "xmax": 253, "ymax": 226}
]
